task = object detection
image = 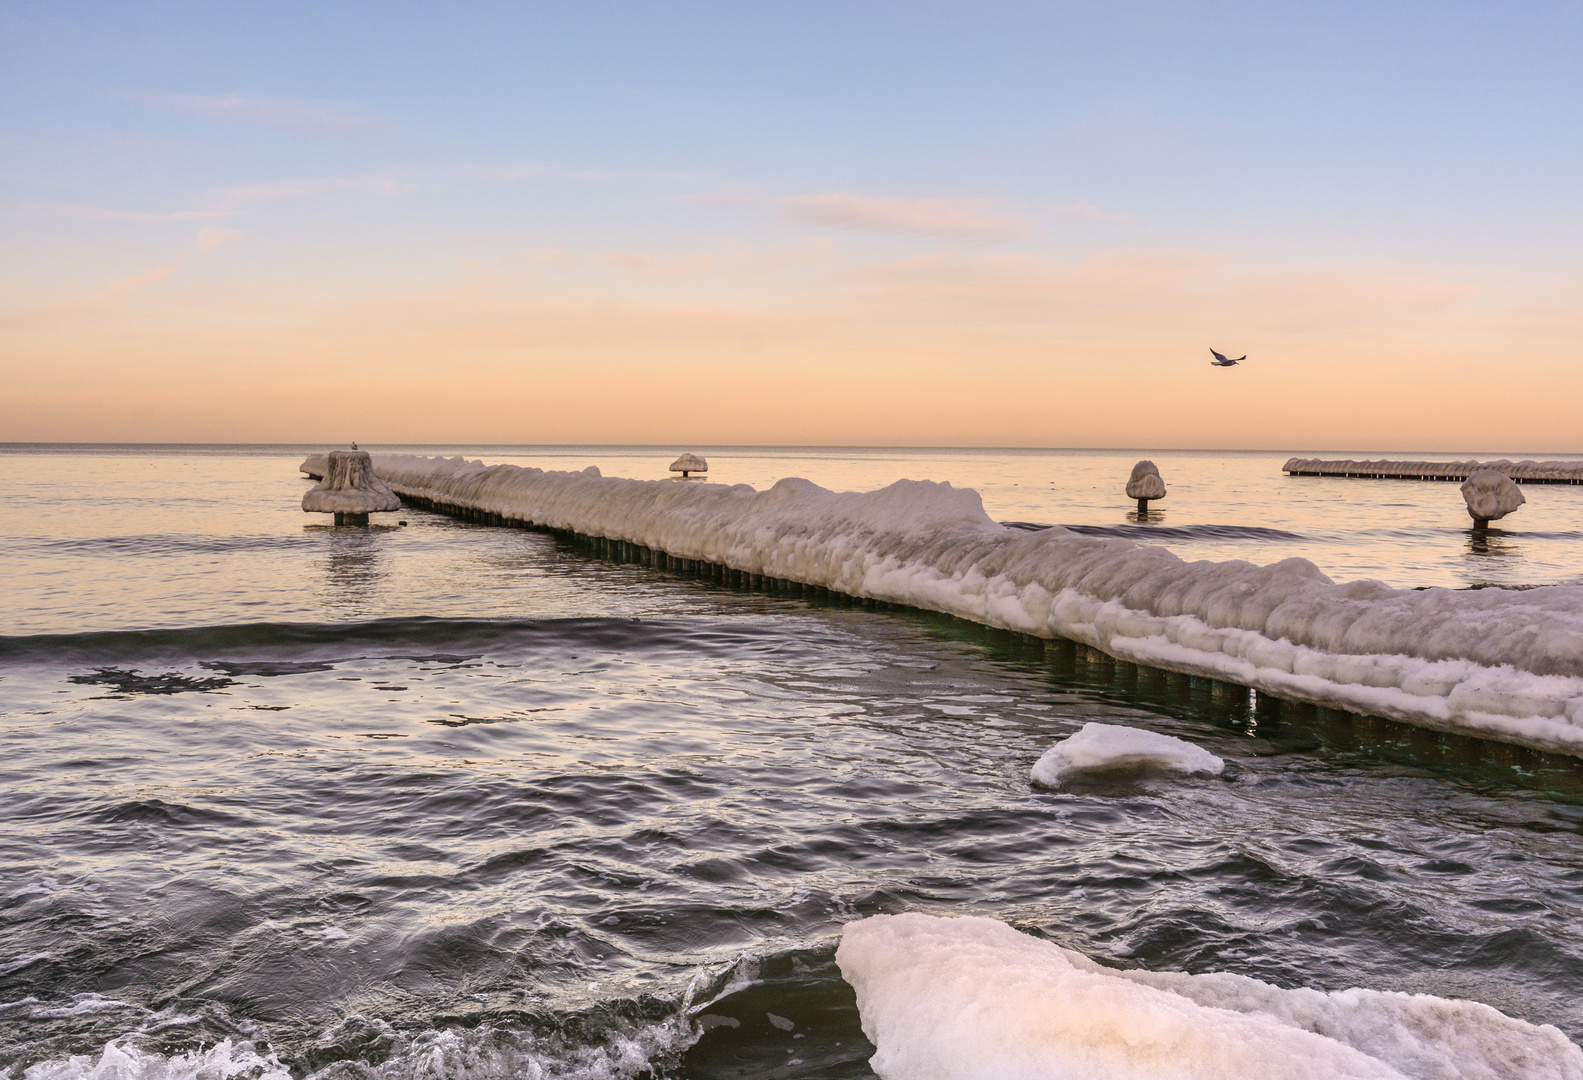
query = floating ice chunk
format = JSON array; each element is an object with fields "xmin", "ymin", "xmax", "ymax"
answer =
[
  {"xmin": 1031, "ymin": 722, "xmax": 1224, "ymax": 786},
  {"xmin": 836, "ymin": 913, "xmax": 1583, "ymax": 1080},
  {"xmin": 670, "ymin": 453, "xmax": 708, "ymax": 476},
  {"xmin": 1461, "ymin": 470, "xmax": 1525, "ymax": 525},
  {"xmin": 301, "ymin": 450, "xmax": 400, "ymax": 518},
  {"xmin": 1124, "ymin": 460, "xmax": 1166, "ymax": 501}
]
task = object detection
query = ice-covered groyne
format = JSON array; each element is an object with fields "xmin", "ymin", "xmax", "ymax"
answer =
[
  {"xmin": 1284, "ymin": 457, "xmax": 1583, "ymax": 483},
  {"xmin": 301, "ymin": 454, "xmax": 1583, "ymax": 756}
]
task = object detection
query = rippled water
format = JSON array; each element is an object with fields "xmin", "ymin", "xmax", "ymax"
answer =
[{"xmin": 4, "ymin": 445, "xmax": 1583, "ymax": 1079}]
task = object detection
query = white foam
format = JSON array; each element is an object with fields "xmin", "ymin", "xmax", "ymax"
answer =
[
  {"xmin": 1031, "ymin": 722, "xmax": 1223, "ymax": 785},
  {"xmin": 301, "ymin": 454, "xmax": 1583, "ymax": 756},
  {"xmin": 14, "ymin": 1016, "xmax": 699, "ymax": 1080},
  {"xmin": 25, "ymin": 994, "xmax": 138, "ymax": 1020},
  {"xmin": 18, "ymin": 1039, "xmax": 291, "ymax": 1080},
  {"xmin": 836, "ymin": 913, "xmax": 1583, "ymax": 1080}
]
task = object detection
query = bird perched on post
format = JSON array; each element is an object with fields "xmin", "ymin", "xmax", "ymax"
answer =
[{"xmin": 1209, "ymin": 349, "xmax": 1244, "ymax": 367}]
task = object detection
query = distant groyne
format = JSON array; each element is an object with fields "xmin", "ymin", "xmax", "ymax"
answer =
[{"xmin": 1283, "ymin": 457, "xmax": 1583, "ymax": 483}]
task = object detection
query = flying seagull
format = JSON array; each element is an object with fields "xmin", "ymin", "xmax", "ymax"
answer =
[{"xmin": 1210, "ymin": 348, "xmax": 1244, "ymax": 367}]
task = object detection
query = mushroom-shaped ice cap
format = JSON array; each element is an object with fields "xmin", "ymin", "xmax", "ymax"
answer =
[
  {"xmin": 302, "ymin": 450, "xmax": 400, "ymax": 514},
  {"xmin": 1461, "ymin": 469, "xmax": 1524, "ymax": 524},
  {"xmin": 669, "ymin": 453, "xmax": 708, "ymax": 475},
  {"xmin": 1124, "ymin": 460, "xmax": 1166, "ymax": 501}
]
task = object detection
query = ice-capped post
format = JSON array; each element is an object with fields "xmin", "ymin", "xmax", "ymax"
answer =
[
  {"xmin": 1125, "ymin": 460, "xmax": 1167, "ymax": 513},
  {"xmin": 669, "ymin": 453, "xmax": 708, "ymax": 479},
  {"xmin": 1460, "ymin": 469, "xmax": 1524, "ymax": 529},
  {"xmin": 302, "ymin": 449, "xmax": 400, "ymax": 526}
]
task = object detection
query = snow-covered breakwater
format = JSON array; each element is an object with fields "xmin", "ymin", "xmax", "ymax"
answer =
[
  {"xmin": 302, "ymin": 454, "xmax": 1583, "ymax": 756},
  {"xmin": 1284, "ymin": 457, "xmax": 1583, "ymax": 483}
]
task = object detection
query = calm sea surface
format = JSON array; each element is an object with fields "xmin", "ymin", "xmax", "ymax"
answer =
[{"xmin": 5, "ymin": 445, "xmax": 1583, "ymax": 1079}]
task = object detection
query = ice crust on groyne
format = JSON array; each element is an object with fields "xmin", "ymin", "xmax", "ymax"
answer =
[
  {"xmin": 836, "ymin": 913, "xmax": 1583, "ymax": 1080},
  {"xmin": 301, "ymin": 453, "xmax": 1583, "ymax": 755},
  {"xmin": 1462, "ymin": 470, "xmax": 1525, "ymax": 523},
  {"xmin": 1124, "ymin": 460, "xmax": 1166, "ymax": 501},
  {"xmin": 1031, "ymin": 723, "xmax": 1223, "ymax": 785},
  {"xmin": 1284, "ymin": 457, "xmax": 1583, "ymax": 482},
  {"xmin": 302, "ymin": 450, "xmax": 400, "ymax": 515}
]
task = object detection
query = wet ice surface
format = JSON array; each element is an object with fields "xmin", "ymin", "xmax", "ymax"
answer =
[{"xmin": 5, "ymin": 446, "xmax": 1583, "ymax": 1079}]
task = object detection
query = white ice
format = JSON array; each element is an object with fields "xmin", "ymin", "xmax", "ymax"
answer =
[
  {"xmin": 835, "ymin": 913, "xmax": 1583, "ymax": 1080},
  {"xmin": 1461, "ymin": 470, "xmax": 1525, "ymax": 523},
  {"xmin": 1124, "ymin": 461, "xmax": 1166, "ymax": 501},
  {"xmin": 1031, "ymin": 722, "xmax": 1223, "ymax": 786},
  {"xmin": 296, "ymin": 454, "xmax": 1583, "ymax": 756},
  {"xmin": 301, "ymin": 450, "xmax": 400, "ymax": 515},
  {"xmin": 669, "ymin": 453, "xmax": 708, "ymax": 474}
]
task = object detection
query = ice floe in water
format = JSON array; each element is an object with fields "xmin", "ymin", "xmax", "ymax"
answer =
[
  {"xmin": 1031, "ymin": 722, "xmax": 1223, "ymax": 786},
  {"xmin": 836, "ymin": 913, "xmax": 1583, "ymax": 1080},
  {"xmin": 301, "ymin": 454, "xmax": 1583, "ymax": 756}
]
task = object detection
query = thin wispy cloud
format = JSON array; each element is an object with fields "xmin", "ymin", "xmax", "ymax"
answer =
[
  {"xmin": 601, "ymin": 251, "xmax": 651, "ymax": 270},
  {"xmin": 195, "ymin": 224, "xmax": 241, "ymax": 250},
  {"xmin": 26, "ymin": 203, "xmax": 230, "ymax": 222},
  {"xmin": 676, "ymin": 192, "xmax": 757, "ymax": 205},
  {"xmin": 210, "ymin": 175, "xmax": 423, "ymax": 211},
  {"xmin": 149, "ymin": 94, "xmax": 373, "ymax": 132},
  {"xmin": 1055, "ymin": 202, "xmax": 1128, "ymax": 223},
  {"xmin": 21, "ymin": 174, "xmax": 420, "ymax": 226},
  {"xmin": 779, "ymin": 193, "xmax": 1024, "ymax": 240},
  {"xmin": 81, "ymin": 263, "xmax": 182, "ymax": 304}
]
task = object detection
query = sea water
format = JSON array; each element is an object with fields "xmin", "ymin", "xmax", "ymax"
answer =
[{"xmin": 4, "ymin": 445, "xmax": 1583, "ymax": 1078}]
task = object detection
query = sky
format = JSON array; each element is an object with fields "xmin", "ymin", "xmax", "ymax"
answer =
[{"xmin": 3, "ymin": 1, "xmax": 1581, "ymax": 449}]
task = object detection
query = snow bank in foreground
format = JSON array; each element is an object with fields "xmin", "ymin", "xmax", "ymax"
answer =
[
  {"xmin": 307, "ymin": 454, "xmax": 1583, "ymax": 756},
  {"xmin": 1031, "ymin": 723, "xmax": 1223, "ymax": 785},
  {"xmin": 836, "ymin": 914, "xmax": 1583, "ymax": 1080}
]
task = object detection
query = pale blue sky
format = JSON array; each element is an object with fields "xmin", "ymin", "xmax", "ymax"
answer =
[{"xmin": 4, "ymin": 2, "xmax": 1582, "ymax": 446}]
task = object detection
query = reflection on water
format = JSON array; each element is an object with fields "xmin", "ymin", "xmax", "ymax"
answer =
[
  {"xmin": 1466, "ymin": 527, "xmax": 1518, "ymax": 558},
  {"xmin": 316, "ymin": 523, "xmax": 387, "ymax": 609},
  {"xmin": 1125, "ymin": 507, "xmax": 1166, "ymax": 524}
]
